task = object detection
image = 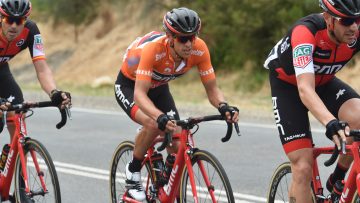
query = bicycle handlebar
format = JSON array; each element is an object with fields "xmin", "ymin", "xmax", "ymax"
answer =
[
  {"xmin": 157, "ymin": 115, "xmax": 241, "ymax": 151},
  {"xmin": 4, "ymin": 101, "xmax": 70, "ymax": 129},
  {"xmin": 324, "ymin": 130, "xmax": 360, "ymax": 167}
]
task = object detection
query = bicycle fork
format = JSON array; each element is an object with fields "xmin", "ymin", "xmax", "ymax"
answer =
[
  {"xmin": 183, "ymin": 149, "xmax": 217, "ymax": 203},
  {"xmin": 17, "ymin": 115, "xmax": 48, "ymax": 196}
]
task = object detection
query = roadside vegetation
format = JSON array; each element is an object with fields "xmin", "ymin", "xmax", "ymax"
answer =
[{"xmin": 13, "ymin": 0, "xmax": 360, "ymax": 113}]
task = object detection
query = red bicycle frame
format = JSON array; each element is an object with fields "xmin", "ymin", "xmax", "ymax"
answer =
[
  {"xmin": 123, "ymin": 128, "xmax": 217, "ymax": 203},
  {"xmin": 312, "ymin": 139, "xmax": 360, "ymax": 202},
  {"xmin": 0, "ymin": 113, "xmax": 47, "ymax": 200}
]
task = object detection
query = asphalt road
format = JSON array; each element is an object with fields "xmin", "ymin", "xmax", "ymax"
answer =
[{"xmin": 0, "ymin": 107, "xmax": 336, "ymax": 203}]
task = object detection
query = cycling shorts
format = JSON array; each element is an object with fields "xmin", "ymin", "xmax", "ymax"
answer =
[
  {"xmin": 269, "ymin": 69, "xmax": 360, "ymax": 154},
  {"xmin": 114, "ymin": 72, "xmax": 180, "ymax": 122},
  {"xmin": 0, "ymin": 63, "xmax": 24, "ymax": 105}
]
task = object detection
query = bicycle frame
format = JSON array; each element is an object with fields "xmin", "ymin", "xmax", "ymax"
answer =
[
  {"xmin": 122, "ymin": 128, "xmax": 215, "ymax": 203},
  {"xmin": 312, "ymin": 141, "xmax": 360, "ymax": 203},
  {"xmin": 0, "ymin": 113, "xmax": 47, "ymax": 201}
]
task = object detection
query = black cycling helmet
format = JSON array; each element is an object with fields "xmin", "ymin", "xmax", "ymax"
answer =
[
  {"xmin": 163, "ymin": 7, "xmax": 201, "ymax": 35},
  {"xmin": 0, "ymin": 0, "xmax": 32, "ymax": 18},
  {"xmin": 319, "ymin": 0, "xmax": 360, "ymax": 18}
]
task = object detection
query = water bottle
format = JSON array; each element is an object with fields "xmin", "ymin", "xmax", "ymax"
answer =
[
  {"xmin": 163, "ymin": 153, "xmax": 176, "ymax": 183},
  {"xmin": 0, "ymin": 144, "xmax": 10, "ymax": 171},
  {"xmin": 151, "ymin": 152, "xmax": 165, "ymax": 184},
  {"xmin": 331, "ymin": 180, "xmax": 344, "ymax": 203}
]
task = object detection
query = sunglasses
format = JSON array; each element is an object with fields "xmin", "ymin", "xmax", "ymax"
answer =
[
  {"xmin": 334, "ymin": 16, "xmax": 360, "ymax": 26},
  {"xmin": 174, "ymin": 34, "xmax": 196, "ymax": 43},
  {"xmin": 2, "ymin": 16, "xmax": 27, "ymax": 26}
]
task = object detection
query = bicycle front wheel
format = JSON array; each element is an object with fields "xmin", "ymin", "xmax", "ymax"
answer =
[
  {"xmin": 109, "ymin": 141, "xmax": 152, "ymax": 203},
  {"xmin": 179, "ymin": 149, "xmax": 234, "ymax": 203},
  {"xmin": 14, "ymin": 138, "xmax": 61, "ymax": 203},
  {"xmin": 267, "ymin": 162, "xmax": 316, "ymax": 203}
]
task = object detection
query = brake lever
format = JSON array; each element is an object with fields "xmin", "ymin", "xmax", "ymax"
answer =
[
  {"xmin": 65, "ymin": 107, "xmax": 72, "ymax": 120},
  {"xmin": 234, "ymin": 122, "xmax": 241, "ymax": 136}
]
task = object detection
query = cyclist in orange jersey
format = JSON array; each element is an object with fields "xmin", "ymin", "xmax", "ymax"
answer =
[
  {"xmin": 0, "ymin": 0, "xmax": 71, "ymax": 140},
  {"xmin": 114, "ymin": 7, "xmax": 239, "ymax": 201}
]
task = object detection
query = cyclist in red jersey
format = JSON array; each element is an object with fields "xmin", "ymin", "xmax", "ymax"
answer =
[
  {"xmin": 264, "ymin": 0, "xmax": 360, "ymax": 202},
  {"xmin": 0, "ymin": 0, "xmax": 71, "ymax": 140},
  {"xmin": 114, "ymin": 7, "xmax": 239, "ymax": 201}
]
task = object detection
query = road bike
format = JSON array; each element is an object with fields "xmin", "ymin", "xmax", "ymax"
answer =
[
  {"xmin": 110, "ymin": 114, "xmax": 240, "ymax": 203},
  {"xmin": 0, "ymin": 101, "xmax": 69, "ymax": 203},
  {"xmin": 267, "ymin": 128, "xmax": 360, "ymax": 203}
]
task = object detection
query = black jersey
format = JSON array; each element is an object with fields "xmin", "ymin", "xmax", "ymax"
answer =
[{"xmin": 264, "ymin": 13, "xmax": 360, "ymax": 86}]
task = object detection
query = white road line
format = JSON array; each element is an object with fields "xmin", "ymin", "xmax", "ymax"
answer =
[{"xmin": 51, "ymin": 160, "xmax": 266, "ymax": 202}]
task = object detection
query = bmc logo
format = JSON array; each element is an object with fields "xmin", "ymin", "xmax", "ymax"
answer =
[{"xmin": 314, "ymin": 64, "xmax": 343, "ymax": 74}]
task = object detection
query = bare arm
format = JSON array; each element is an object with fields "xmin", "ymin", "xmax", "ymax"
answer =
[
  {"xmin": 297, "ymin": 73, "xmax": 335, "ymax": 125},
  {"xmin": 33, "ymin": 60, "xmax": 57, "ymax": 95},
  {"xmin": 203, "ymin": 79, "xmax": 226, "ymax": 108}
]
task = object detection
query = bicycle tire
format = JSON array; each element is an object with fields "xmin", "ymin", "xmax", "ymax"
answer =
[
  {"xmin": 179, "ymin": 149, "xmax": 234, "ymax": 203},
  {"xmin": 14, "ymin": 138, "xmax": 61, "ymax": 203},
  {"xmin": 109, "ymin": 141, "xmax": 153, "ymax": 203},
  {"xmin": 267, "ymin": 162, "xmax": 316, "ymax": 203}
]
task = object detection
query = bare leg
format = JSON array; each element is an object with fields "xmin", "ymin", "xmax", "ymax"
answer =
[{"xmin": 288, "ymin": 148, "xmax": 313, "ymax": 203}]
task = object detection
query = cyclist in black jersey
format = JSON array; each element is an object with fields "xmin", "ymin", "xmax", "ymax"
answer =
[
  {"xmin": 0, "ymin": 0, "xmax": 71, "ymax": 140},
  {"xmin": 264, "ymin": 0, "xmax": 360, "ymax": 202}
]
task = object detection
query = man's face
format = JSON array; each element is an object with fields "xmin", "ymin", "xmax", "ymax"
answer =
[
  {"xmin": 172, "ymin": 34, "xmax": 196, "ymax": 59},
  {"xmin": 1, "ymin": 16, "xmax": 26, "ymax": 41},
  {"xmin": 332, "ymin": 16, "xmax": 360, "ymax": 44}
]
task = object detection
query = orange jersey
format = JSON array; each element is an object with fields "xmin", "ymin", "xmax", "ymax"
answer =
[{"xmin": 120, "ymin": 31, "xmax": 216, "ymax": 88}]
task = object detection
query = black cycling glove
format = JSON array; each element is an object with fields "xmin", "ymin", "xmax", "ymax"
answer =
[
  {"xmin": 50, "ymin": 89, "xmax": 71, "ymax": 107},
  {"xmin": 157, "ymin": 114, "xmax": 171, "ymax": 131},
  {"xmin": 325, "ymin": 119, "xmax": 347, "ymax": 141},
  {"xmin": 218, "ymin": 103, "xmax": 239, "ymax": 118}
]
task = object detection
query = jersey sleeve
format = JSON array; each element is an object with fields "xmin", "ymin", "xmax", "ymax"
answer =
[
  {"xmin": 136, "ymin": 43, "xmax": 158, "ymax": 82},
  {"xmin": 26, "ymin": 21, "xmax": 46, "ymax": 62},
  {"xmin": 194, "ymin": 39, "xmax": 216, "ymax": 83},
  {"xmin": 291, "ymin": 25, "xmax": 316, "ymax": 76}
]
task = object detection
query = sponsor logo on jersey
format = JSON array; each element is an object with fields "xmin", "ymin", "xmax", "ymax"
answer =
[
  {"xmin": 293, "ymin": 44, "xmax": 313, "ymax": 69},
  {"xmin": 16, "ymin": 39, "xmax": 25, "ymax": 47},
  {"xmin": 314, "ymin": 48, "xmax": 331, "ymax": 59},
  {"xmin": 191, "ymin": 49, "xmax": 204, "ymax": 56},
  {"xmin": 155, "ymin": 52, "xmax": 166, "ymax": 61},
  {"xmin": 34, "ymin": 34, "xmax": 44, "ymax": 52},
  {"xmin": 199, "ymin": 68, "xmax": 214, "ymax": 76},
  {"xmin": 313, "ymin": 63, "xmax": 344, "ymax": 74},
  {"xmin": 127, "ymin": 57, "xmax": 140, "ymax": 67},
  {"xmin": 136, "ymin": 69, "xmax": 152, "ymax": 77},
  {"xmin": 280, "ymin": 37, "xmax": 290, "ymax": 54}
]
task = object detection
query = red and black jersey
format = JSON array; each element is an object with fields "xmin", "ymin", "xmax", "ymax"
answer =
[
  {"xmin": 264, "ymin": 13, "xmax": 360, "ymax": 86},
  {"xmin": 0, "ymin": 19, "xmax": 46, "ymax": 64}
]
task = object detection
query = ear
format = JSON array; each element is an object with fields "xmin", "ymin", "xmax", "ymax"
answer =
[
  {"xmin": 166, "ymin": 32, "xmax": 175, "ymax": 46},
  {"xmin": 323, "ymin": 12, "xmax": 334, "ymax": 29}
]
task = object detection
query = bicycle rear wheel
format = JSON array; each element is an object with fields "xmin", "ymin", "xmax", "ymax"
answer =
[
  {"xmin": 179, "ymin": 149, "xmax": 234, "ymax": 203},
  {"xmin": 14, "ymin": 138, "xmax": 61, "ymax": 203},
  {"xmin": 267, "ymin": 162, "xmax": 316, "ymax": 203},
  {"xmin": 109, "ymin": 141, "xmax": 153, "ymax": 203}
]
